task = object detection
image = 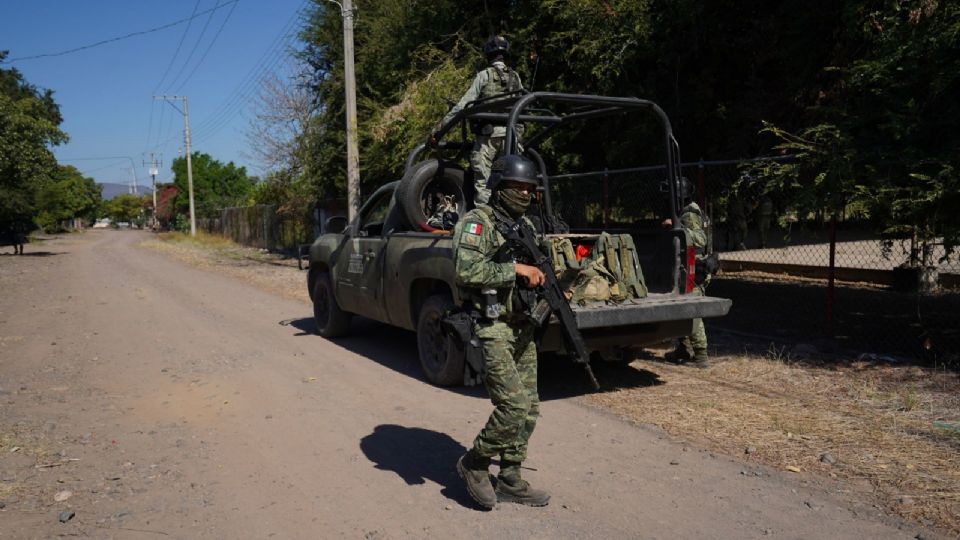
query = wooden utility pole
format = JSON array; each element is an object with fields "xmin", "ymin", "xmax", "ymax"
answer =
[
  {"xmin": 332, "ymin": 0, "xmax": 360, "ymax": 220},
  {"xmin": 155, "ymin": 95, "xmax": 196, "ymax": 236}
]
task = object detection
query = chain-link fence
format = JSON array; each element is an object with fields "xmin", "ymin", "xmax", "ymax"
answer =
[{"xmin": 551, "ymin": 157, "xmax": 959, "ymax": 365}]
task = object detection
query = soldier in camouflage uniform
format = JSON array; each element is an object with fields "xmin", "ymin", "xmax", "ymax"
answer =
[
  {"xmin": 727, "ymin": 191, "xmax": 748, "ymax": 251},
  {"xmin": 756, "ymin": 195, "xmax": 774, "ymax": 248},
  {"xmin": 452, "ymin": 155, "xmax": 551, "ymax": 509},
  {"xmin": 664, "ymin": 179, "xmax": 710, "ymax": 368},
  {"xmin": 441, "ymin": 36, "xmax": 524, "ymax": 206}
]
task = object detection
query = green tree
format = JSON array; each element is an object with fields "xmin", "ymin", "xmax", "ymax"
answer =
[
  {"xmin": 104, "ymin": 193, "xmax": 146, "ymax": 226},
  {"xmin": 0, "ymin": 50, "xmax": 68, "ymax": 223},
  {"xmin": 170, "ymin": 152, "xmax": 255, "ymax": 219},
  {"xmin": 34, "ymin": 165, "xmax": 102, "ymax": 232}
]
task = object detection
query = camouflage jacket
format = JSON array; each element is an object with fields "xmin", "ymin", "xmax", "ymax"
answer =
[
  {"xmin": 443, "ymin": 61, "xmax": 523, "ymax": 138},
  {"xmin": 452, "ymin": 205, "xmax": 542, "ymax": 315},
  {"xmin": 680, "ymin": 202, "xmax": 708, "ymax": 258}
]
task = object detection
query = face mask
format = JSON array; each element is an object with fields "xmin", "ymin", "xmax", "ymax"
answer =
[{"xmin": 498, "ymin": 187, "xmax": 532, "ymax": 217}]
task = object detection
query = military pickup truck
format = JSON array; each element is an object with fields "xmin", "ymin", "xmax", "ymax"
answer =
[{"xmin": 307, "ymin": 92, "xmax": 731, "ymax": 386}]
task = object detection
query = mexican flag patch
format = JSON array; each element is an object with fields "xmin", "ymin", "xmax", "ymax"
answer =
[{"xmin": 466, "ymin": 222, "xmax": 483, "ymax": 235}]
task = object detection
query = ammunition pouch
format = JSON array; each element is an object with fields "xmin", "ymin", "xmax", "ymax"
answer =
[{"xmin": 440, "ymin": 311, "xmax": 485, "ymax": 382}]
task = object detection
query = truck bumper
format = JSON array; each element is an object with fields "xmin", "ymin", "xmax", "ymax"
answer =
[{"xmin": 539, "ymin": 294, "xmax": 732, "ymax": 352}]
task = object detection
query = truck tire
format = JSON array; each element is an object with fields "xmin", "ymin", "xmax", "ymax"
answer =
[
  {"xmin": 396, "ymin": 159, "xmax": 466, "ymax": 232},
  {"xmin": 313, "ymin": 272, "xmax": 351, "ymax": 338},
  {"xmin": 416, "ymin": 294, "xmax": 465, "ymax": 386}
]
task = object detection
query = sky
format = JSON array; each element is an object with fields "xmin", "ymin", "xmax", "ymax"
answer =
[{"xmin": 2, "ymin": 0, "xmax": 309, "ymax": 192}]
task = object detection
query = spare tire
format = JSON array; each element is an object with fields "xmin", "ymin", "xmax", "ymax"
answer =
[{"xmin": 395, "ymin": 159, "xmax": 466, "ymax": 232}]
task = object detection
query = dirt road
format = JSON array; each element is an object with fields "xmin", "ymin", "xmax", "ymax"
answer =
[{"xmin": 0, "ymin": 231, "xmax": 924, "ymax": 538}]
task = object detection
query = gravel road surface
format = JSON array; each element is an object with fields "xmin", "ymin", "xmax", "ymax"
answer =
[{"xmin": 0, "ymin": 230, "xmax": 924, "ymax": 538}]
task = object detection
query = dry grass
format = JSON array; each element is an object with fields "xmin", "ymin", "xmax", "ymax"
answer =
[
  {"xmin": 142, "ymin": 233, "xmax": 309, "ymax": 304},
  {"xmin": 589, "ymin": 352, "xmax": 960, "ymax": 534},
  {"xmin": 0, "ymin": 431, "xmax": 52, "ymax": 499}
]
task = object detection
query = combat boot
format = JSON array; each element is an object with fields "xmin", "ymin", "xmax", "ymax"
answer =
[
  {"xmin": 688, "ymin": 351, "xmax": 710, "ymax": 369},
  {"xmin": 496, "ymin": 461, "xmax": 550, "ymax": 507},
  {"xmin": 457, "ymin": 449, "xmax": 497, "ymax": 509}
]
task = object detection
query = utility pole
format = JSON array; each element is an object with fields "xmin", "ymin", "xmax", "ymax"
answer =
[
  {"xmin": 155, "ymin": 95, "xmax": 196, "ymax": 236},
  {"xmin": 143, "ymin": 153, "xmax": 162, "ymax": 229},
  {"xmin": 328, "ymin": 0, "xmax": 360, "ymax": 220}
]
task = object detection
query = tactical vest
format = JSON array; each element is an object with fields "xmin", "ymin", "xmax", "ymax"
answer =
[
  {"xmin": 479, "ymin": 66, "xmax": 521, "ymax": 99},
  {"xmin": 459, "ymin": 206, "xmax": 527, "ymax": 318}
]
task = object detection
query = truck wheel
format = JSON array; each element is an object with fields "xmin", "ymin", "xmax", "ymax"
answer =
[
  {"xmin": 396, "ymin": 159, "xmax": 465, "ymax": 232},
  {"xmin": 417, "ymin": 294, "xmax": 465, "ymax": 386},
  {"xmin": 313, "ymin": 272, "xmax": 351, "ymax": 338}
]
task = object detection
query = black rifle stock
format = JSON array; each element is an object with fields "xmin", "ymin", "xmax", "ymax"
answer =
[{"xmin": 494, "ymin": 214, "xmax": 600, "ymax": 391}]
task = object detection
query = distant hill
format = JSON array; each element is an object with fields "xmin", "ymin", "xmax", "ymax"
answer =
[{"xmin": 97, "ymin": 183, "xmax": 154, "ymax": 200}]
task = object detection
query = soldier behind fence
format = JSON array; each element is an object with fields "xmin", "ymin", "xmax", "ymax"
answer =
[
  {"xmin": 727, "ymin": 190, "xmax": 748, "ymax": 251},
  {"xmin": 452, "ymin": 154, "xmax": 550, "ymax": 509},
  {"xmin": 438, "ymin": 36, "xmax": 524, "ymax": 206},
  {"xmin": 756, "ymin": 195, "xmax": 774, "ymax": 248}
]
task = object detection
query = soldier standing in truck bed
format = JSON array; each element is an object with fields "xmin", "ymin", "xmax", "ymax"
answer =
[{"xmin": 439, "ymin": 36, "xmax": 524, "ymax": 206}]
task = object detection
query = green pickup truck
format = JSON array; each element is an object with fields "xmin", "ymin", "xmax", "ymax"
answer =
[{"xmin": 307, "ymin": 92, "xmax": 731, "ymax": 386}]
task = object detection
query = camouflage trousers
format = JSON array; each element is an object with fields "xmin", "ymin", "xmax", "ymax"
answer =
[
  {"xmin": 681, "ymin": 284, "xmax": 708, "ymax": 356},
  {"xmin": 469, "ymin": 135, "xmax": 506, "ymax": 206},
  {"xmin": 471, "ymin": 319, "xmax": 539, "ymax": 463}
]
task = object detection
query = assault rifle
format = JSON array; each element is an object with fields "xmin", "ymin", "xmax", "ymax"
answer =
[{"xmin": 492, "ymin": 209, "xmax": 601, "ymax": 391}]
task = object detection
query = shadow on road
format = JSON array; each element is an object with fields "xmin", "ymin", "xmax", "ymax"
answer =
[
  {"xmin": 0, "ymin": 251, "xmax": 61, "ymax": 257},
  {"xmin": 284, "ymin": 316, "xmax": 666, "ymax": 399},
  {"xmin": 359, "ymin": 424, "xmax": 487, "ymax": 510}
]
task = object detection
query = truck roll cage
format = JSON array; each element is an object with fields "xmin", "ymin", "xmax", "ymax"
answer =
[{"xmin": 409, "ymin": 91, "xmax": 686, "ymax": 224}]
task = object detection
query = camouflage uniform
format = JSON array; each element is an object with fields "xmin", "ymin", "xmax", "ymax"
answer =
[
  {"xmin": 727, "ymin": 195, "xmax": 747, "ymax": 250},
  {"xmin": 443, "ymin": 62, "xmax": 523, "ymax": 206},
  {"xmin": 757, "ymin": 196, "xmax": 774, "ymax": 248},
  {"xmin": 680, "ymin": 202, "xmax": 709, "ymax": 359},
  {"xmin": 452, "ymin": 204, "xmax": 540, "ymax": 464}
]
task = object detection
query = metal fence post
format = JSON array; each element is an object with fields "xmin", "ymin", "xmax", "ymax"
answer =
[{"xmin": 602, "ymin": 167, "xmax": 609, "ymax": 228}]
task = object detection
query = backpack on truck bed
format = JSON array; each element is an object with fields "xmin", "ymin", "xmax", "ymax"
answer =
[{"xmin": 548, "ymin": 233, "xmax": 648, "ymax": 305}]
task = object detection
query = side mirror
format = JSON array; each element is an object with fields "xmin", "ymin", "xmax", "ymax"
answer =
[
  {"xmin": 325, "ymin": 215, "xmax": 348, "ymax": 235},
  {"xmin": 659, "ymin": 179, "xmax": 671, "ymax": 193}
]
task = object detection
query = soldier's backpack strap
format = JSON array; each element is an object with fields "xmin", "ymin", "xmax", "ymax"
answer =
[{"xmin": 616, "ymin": 234, "xmax": 648, "ymax": 298}]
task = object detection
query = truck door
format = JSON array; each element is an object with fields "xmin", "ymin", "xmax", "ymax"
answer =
[{"xmin": 335, "ymin": 189, "xmax": 393, "ymax": 320}]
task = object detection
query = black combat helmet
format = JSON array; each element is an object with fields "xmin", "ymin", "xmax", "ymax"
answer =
[
  {"xmin": 483, "ymin": 35, "xmax": 510, "ymax": 60},
  {"xmin": 487, "ymin": 155, "xmax": 539, "ymax": 191}
]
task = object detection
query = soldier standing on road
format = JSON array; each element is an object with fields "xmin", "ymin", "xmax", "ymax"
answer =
[
  {"xmin": 439, "ymin": 36, "xmax": 524, "ymax": 206},
  {"xmin": 664, "ymin": 179, "xmax": 711, "ymax": 368},
  {"xmin": 452, "ymin": 154, "xmax": 551, "ymax": 509}
]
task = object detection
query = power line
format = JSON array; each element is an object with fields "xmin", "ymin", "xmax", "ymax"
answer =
[
  {"xmin": 189, "ymin": 5, "xmax": 305, "ymax": 143},
  {"xmin": 146, "ymin": 2, "xmax": 303, "ymax": 153},
  {"xmin": 3, "ymin": 0, "xmax": 239, "ymax": 63},
  {"xmin": 165, "ymin": 0, "xmax": 224, "ymax": 92},
  {"xmin": 173, "ymin": 0, "xmax": 240, "ymax": 93},
  {"xmin": 151, "ymin": 0, "xmax": 203, "ymax": 94}
]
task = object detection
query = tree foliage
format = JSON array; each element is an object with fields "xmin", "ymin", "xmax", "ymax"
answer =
[
  {"xmin": 0, "ymin": 50, "xmax": 68, "ymax": 222},
  {"xmin": 104, "ymin": 193, "xmax": 147, "ymax": 227},
  {"xmin": 34, "ymin": 165, "xmax": 102, "ymax": 232},
  {"xmin": 284, "ymin": 0, "xmax": 958, "ymax": 257},
  {"xmin": 170, "ymin": 153, "xmax": 256, "ymax": 219}
]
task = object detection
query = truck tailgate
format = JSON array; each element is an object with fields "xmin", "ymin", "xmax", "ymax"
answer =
[{"xmin": 571, "ymin": 294, "xmax": 732, "ymax": 329}]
